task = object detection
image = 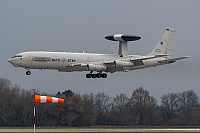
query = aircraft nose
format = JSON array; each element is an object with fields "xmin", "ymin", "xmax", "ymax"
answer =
[
  {"xmin": 8, "ymin": 58, "xmax": 13, "ymax": 63},
  {"xmin": 8, "ymin": 58, "xmax": 18, "ymax": 67}
]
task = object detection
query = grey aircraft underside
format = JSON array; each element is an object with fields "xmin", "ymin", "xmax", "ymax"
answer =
[{"xmin": 8, "ymin": 28, "xmax": 189, "ymax": 78}]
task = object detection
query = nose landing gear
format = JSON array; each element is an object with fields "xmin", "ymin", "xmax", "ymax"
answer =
[{"xmin": 26, "ymin": 70, "xmax": 31, "ymax": 75}]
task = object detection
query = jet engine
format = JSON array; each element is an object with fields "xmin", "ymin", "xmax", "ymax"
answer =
[
  {"xmin": 122, "ymin": 62, "xmax": 134, "ymax": 67},
  {"xmin": 87, "ymin": 64, "xmax": 107, "ymax": 71},
  {"xmin": 114, "ymin": 60, "xmax": 123, "ymax": 67}
]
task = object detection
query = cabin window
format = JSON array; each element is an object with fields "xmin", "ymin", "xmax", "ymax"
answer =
[{"xmin": 32, "ymin": 57, "xmax": 51, "ymax": 62}]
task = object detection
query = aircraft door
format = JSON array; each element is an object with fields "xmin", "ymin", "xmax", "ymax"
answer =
[
  {"xmin": 27, "ymin": 53, "xmax": 33, "ymax": 61},
  {"xmin": 60, "ymin": 58, "xmax": 67, "ymax": 69}
]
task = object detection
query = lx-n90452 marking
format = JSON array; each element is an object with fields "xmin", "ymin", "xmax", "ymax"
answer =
[{"xmin": 8, "ymin": 28, "xmax": 189, "ymax": 78}]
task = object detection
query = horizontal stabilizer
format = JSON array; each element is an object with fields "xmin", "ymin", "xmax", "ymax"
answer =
[{"xmin": 157, "ymin": 56, "xmax": 190, "ymax": 63}]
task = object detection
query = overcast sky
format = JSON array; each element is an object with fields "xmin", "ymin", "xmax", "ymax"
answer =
[{"xmin": 0, "ymin": 0, "xmax": 200, "ymax": 101}]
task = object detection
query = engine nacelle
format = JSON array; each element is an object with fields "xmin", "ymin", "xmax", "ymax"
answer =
[
  {"xmin": 122, "ymin": 62, "xmax": 134, "ymax": 67},
  {"xmin": 87, "ymin": 64, "xmax": 107, "ymax": 71},
  {"xmin": 114, "ymin": 60, "xmax": 123, "ymax": 67}
]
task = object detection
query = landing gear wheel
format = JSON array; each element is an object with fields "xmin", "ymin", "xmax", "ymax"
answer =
[
  {"xmin": 86, "ymin": 74, "xmax": 92, "ymax": 78},
  {"xmin": 96, "ymin": 73, "xmax": 102, "ymax": 78},
  {"xmin": 91, "ymin": 74, "xmax": 97, "ymax": 78},
  {"xmin": 26, "ymin": 71, "xmax": 31, "ymax": 75},
  {"xmin": 102, "ymin": 73, "xmax": 107, "ymax": 78}
]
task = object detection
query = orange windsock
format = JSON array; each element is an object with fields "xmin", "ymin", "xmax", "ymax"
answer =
[{"xmin": 34, "ymin": 95, "xmax": 64, "ymax": 104}]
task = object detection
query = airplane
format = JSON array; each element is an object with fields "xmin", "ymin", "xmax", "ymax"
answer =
[{"xmin": 8, "ymin": 28, "xmax": 189, "ymax": 78}]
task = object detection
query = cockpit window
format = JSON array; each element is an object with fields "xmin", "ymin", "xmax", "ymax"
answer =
[{"xmin": 11, "ymin": 55, "xmax": 22, "ymax": 58}]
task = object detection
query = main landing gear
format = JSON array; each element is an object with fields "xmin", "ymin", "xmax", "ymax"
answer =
[
  {"xmin": 86, "ymin": 72, "xmax": 107, "ymax": 79},
  {"xmin": 26, "ymin": 70, "xmax": 31, "ymax": 75}
]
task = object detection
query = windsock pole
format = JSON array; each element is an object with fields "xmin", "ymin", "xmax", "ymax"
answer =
[
  {"xmin": 33, "ymin": 89, "xmax": 36, "ymax": 133},
  {"xmin": 32, "ymin": 90, "xmax": 64, "ymax": 133}
]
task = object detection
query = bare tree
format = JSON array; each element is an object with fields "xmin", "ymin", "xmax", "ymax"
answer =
[
  {"xmin": 94, "ymin": 92, "xmax": 111, "ymax": 125},
  {"xmin": 81, "ymin": 93, "xmax": 95, "ymax": 126},
  {"xmin": 177, "ymin": 90, "xmax": 199, "ymax": 125},
  {"xmin": 112, "ymin": 93, "xmax": 129, "ymax": 125},
  {"xmin": 128, "ymin": 87, "xmax": 157, "ymax": 125},
  {"xmin": 0, "ymin": 78, "xmax": 11, "ymax": 125},
  {"xmin": 160, "ymin": 93, "xmax": 179, "ymax": 125}
]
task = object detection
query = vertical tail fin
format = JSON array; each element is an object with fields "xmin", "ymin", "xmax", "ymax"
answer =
[{"xmin": 148, "ymin": 28, "xmax": 176, "ymax": 58}]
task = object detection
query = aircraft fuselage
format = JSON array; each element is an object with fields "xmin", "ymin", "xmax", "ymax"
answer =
[{"xmin": 8, "ymin": 51, "xmax": 162, "ymax": 73}]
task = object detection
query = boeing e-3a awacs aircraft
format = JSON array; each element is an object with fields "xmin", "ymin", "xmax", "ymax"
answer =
[{"xmin": 8, "ymin": 28, "xmax": 189, "ymax": 78}]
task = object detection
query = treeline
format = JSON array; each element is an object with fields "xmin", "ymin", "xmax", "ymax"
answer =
[{"xmin": 0, "ymin": 77, "xmax": 200, "ymax": 127}]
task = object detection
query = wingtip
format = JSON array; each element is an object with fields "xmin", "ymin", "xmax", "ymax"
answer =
[{"xmin": 184, "ymin": 56, "xmax": 191, "ymax": 58}]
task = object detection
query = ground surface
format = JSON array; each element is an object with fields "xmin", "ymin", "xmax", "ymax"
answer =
[{"xmin": 0, "ymin": 128, "xmax": 200, "ymax": 132}]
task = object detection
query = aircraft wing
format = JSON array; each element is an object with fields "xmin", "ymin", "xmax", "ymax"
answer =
[
  {"xmin": 130, "ymin": 54, "xmax": 170, "ymax": 62},
  {"xmin": 157, "ymin": 56, "xmax": 190, "ymax": 63},
  {"xmin": 103, "ymin": 54, "xmax": 171, "ymax": 66},
  {"xmin": 103, "ymin": 61, "xmax": 115, "ymax": 65}
]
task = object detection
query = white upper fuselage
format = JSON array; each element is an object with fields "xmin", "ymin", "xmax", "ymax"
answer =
[{"xmin": 8, "ymin": 51, "xmax": 163, "ymax": 73}]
